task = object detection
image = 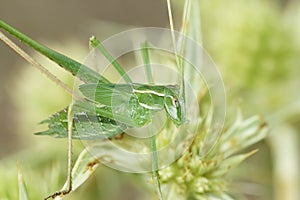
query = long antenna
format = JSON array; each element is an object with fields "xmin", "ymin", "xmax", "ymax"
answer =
[
  {"xmin": 182, "ymin": 0, "xmax": 191, "ymax": 31},
  {"xmin": 0, "ymin": 31, "xmax": 73, "ymax": 95},
  {"xmin": 179, "ymin": 0, "xmax": 191, "ymax": 49},
  {"xmin": 166, "ymin": 0, "xmax": 186, "ymax": 107},
  {"xmin": 166, "ymin": 0, "xmax": 181, "ymax": 70}
]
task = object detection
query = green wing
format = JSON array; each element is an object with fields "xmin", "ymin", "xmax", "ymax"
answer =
[
  {"xmin": 79, "ymin": 83, "xmax": 134, "ymax": 107},
  {"xmin": 79, "ymin": 83, "xmax": 153, "ymax": 127}
]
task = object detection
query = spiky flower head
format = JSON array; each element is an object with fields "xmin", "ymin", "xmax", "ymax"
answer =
[{"xmin": 159, "ymin": 113, "xmax": 268, "ymax": 200}]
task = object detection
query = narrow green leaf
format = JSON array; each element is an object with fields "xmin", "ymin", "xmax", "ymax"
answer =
[
  {"xmin": 54, "ymin": 149, "xmax": 100, "ymax": 200},
  {"xmin": 16, "ymin": 162, "xmax": 29, "ymax": 200},
  {"xmin": 220, "ymin": 116, "xmax": 268, "ymax": 157},
  {"xmin": 210, "ymin": 150, "xmax": 258, "ymax": 177},
  {"xmin": 141, "ymin": 41, "xmax": 163, "ymax": 200}
]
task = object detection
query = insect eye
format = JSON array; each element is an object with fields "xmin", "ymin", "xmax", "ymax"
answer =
[{"xmin": 172, "ymin": 98, "xmax": 179, "ymax": 107}]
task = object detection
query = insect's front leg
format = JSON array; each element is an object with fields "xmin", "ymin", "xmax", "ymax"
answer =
[
  {"xmin": 128, "ymin": 95, "xmax": 152, "ymax": 127},
  {"xmin": 44, "ymin": 103, "xmax": 74, "ymax": 200}
]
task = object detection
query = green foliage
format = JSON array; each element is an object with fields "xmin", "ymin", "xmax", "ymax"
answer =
[{"xmin": 200, "ymin": 0, "xmax": 300, "ymax": 115}]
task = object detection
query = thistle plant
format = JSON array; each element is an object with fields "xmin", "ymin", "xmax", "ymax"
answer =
[
  {"xmin": 0, "ymin": 1, "xmax": 270, "ymax": 200},
  {"xmin": 198, "ymin": 1, "xmax": 300, "ymax": 199},
  {"xmin": 159, "ymin": 113, "xmax": 268, "ymax": 200}
]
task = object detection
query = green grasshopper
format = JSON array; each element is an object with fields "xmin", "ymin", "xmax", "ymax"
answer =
[
  {"xmin": 0, "ymin": 17, "xmax": 185, "ymax": 199},
  {"xmin": 0, "ymin": 20, "xmax": 185, "ymax": 138}
]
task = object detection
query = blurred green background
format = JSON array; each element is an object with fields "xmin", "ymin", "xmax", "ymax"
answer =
[{"xmin": 0, "ymin": 0, "xmax": 299, "ymax": 199}]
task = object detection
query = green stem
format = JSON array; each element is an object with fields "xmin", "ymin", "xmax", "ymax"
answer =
[
  {"xmin": 0, "ymin": 19, "xmax": 109, "ymax": 84},
  {"xmin": 141, "ymin": 42, "xmax": 163, "ymax": 200}
]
